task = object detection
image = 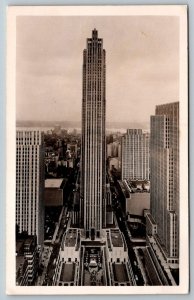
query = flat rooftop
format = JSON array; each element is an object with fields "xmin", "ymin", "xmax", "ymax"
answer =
[
  {"xmin": 112, "ymin": 263, "xmax": 129, "ymax": 283},
  {"xmin": 128, "ymin": 180, "xmax": 150, "ymax": 191},
  {"xmin": 60, "ymin": 263, "xmax": 75, "ymax": 282},
  {"xmin": 126, "ymin": 193, "xmax": 150, "ymax": 216},
  {"xmin": 65, "ymin": 229, "xmax": 77, "ymax": 247},
  {"xmin": 110, "ymin": 229, "xmax": 123, "ymax": 247},
  {"xmin": 45, "ymin": 178, "xmax": 64, "ymax": 189}
]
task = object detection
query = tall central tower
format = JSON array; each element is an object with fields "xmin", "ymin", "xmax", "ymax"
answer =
[{"xmin": 81, "ymin": 29, "xmax": 106, "ymax": 239}]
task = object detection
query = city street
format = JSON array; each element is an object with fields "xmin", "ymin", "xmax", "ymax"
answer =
[{"xmin": 111, "ymin": 182, "xmax": 145, "ymax": 286}]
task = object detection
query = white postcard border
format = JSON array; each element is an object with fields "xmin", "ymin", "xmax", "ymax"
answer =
[{"xmin": 6, "ymin": 5, "xmax": 188, "ymax": 295}]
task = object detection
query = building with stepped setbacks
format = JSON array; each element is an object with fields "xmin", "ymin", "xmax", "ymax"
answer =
[
  {"xmin": 80, "ymin": 29, "xmax": 106, "ymax": 239},
  {"xmin": 53, "ymin": 29, "xmax": 136, "ymax": 286}
]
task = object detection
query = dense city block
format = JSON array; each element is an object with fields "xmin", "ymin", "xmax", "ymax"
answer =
[{"xmin": 16, "ymin": 29, "xmax": 179, "ymax": 287}]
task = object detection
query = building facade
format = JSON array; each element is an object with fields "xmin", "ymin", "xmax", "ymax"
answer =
[
  {"xmin": 148, "ymin": 102, "xmax": 179, "ymax": 265},
  {"xmin": 52, "ymin": 29, "xmax": 137, "ymax": 287},
  {"xmin": 53, "ymin": 229, "xmax": 81, "ymax": 286},
  {"xmin": 121, "ymin": 129, "xmax": 150, "ymax": 181},
  {"xmin": 80, "ymin": 29, "xmax": 106, "ymax": 239},
  {"xmin": 16, "ymin": 235, "xmax": 38, "ymax": 286},
  {"xmin": 16, "ymin": 129, "xmax": 45, "ymax": 245},
  {"xmin": 145, "ymin": 102, "xmax": 179, "ymax": 286}
]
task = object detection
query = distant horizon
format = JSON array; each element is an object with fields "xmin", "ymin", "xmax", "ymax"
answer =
[{"xmin": 16, "ymin": 119, "xmax": 150, "ymax": 130}]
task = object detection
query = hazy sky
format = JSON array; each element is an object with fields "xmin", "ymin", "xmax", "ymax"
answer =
[{"xmin": 16, "ymin": 15, "xmax": 179, "ymax": 125}]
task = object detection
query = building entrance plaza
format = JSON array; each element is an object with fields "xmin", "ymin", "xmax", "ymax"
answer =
[
  {"xmin": 52, "ymin": 227, "xmax": 136, "ymax": 286},
  {"xmin": 82, "ymin": 246, "xmax": 104, "ymax": 286}
]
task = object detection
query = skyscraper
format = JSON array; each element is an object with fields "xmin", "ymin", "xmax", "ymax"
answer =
[
  {"xmin": 145, "ymin": 102, "xmax": 179, "ymax": 284},
  {"xmin": 16, "ymin": 129, "xmax": 45, "ymax": 245},
  {"xmin": 51, "ymin": 29, "xmax": 136, "ymax": 287},
  {"xmin": 121, "ymin": 129, "xmax": 150, "ymax": 181},
  {"xmin": 81, "ymin": 29, "xmax": 106, "ymax": 239}
]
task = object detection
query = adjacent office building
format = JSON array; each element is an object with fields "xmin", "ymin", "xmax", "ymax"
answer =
[
  {"xmin": 121, "ymin": 129, "xmax": 150, "ymax": 181},
  {"xmin": 80, "ymin": 29, "xmax": 106, "ymax": 238},
  {"xmin": 16, "ymin": 129, "xmax": 45, "ymax": 245},
  {"xmin": 146, "ymin": 102, "xmax": 179, "ymax": 285}
]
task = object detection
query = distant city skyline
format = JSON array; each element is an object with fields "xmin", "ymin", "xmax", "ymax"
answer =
[{"xmin": 16, "ymin": 16, "xmax": 179, "ymax": 124}]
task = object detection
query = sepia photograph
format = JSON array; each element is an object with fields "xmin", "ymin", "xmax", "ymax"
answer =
[{"xmin": 6, "ymin": 5, "xmax": 188, "ymax": 295}]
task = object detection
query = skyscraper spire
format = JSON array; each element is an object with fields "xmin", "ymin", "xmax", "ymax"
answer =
[{"xmin": 92, "ymin": 28, "xmax": 98, "ymax": 38}]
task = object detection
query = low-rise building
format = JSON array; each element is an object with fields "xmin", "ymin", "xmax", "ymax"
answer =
[
  {"xmin": 105, "ymin": 229, "xmax": 136, "ymax": 286},
  {"xmin": 106, "ymin": 229, "xmax": 128, "ymax": 263},
  {"xmin": 16, "ymin": 235, "xmax": 38, "ymax": 286},
  {"xmin": 52, "ymin": 229, "xmax": 81, "ymax": 286},
  {"xmin": 117, "ymin": 180, "xmax": 150, "ymax": 220},
  {"xmin": 45, "ymin": 178, "xmax": 67, "ymax": 206}
]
